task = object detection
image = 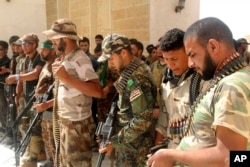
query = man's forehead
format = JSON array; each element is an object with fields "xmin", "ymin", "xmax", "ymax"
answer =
[{"xmin": 184, "ymin": 37, "xmax": 199, "ymax": 55}]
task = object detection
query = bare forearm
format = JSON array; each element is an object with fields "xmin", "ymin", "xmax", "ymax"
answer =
[
  {"xmin": 172, "ymin": 147, "xmax": 228, "ymax": 167},
  {"xmin": 44, "ymin": 99, "xmax": 54, "ymax": 109},
  {"xmin": 16, "ymin": 80, "xmax": 23, "ymax": 95},
  {"xmin": 148, "ymin": 147, "xmax": 228, "ymax": 167},
  {"xmin": 19, "ymin": 71, "xmax": 40, "ymax": 81}
]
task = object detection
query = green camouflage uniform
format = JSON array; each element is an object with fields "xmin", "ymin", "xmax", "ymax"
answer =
[
  {"xmin": 111, "ymin": 58, "xmax": 156, "ymax": 167},
  {"xmin": 98, "ymin": 34, "xmax": 157, "ymax": 167},
  {"xmin": 176, "ymin": 56, "xmax": 250, "ymax": 166}
]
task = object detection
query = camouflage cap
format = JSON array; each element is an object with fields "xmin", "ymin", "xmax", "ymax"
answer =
[
  {"xmin": 13, "ymin": 38, "xmax": 22, "ymax": 45},
  {"xmin": 20, "ymin": 33, "xmax": 39, "ymax": 43},
  {"xmin": 97, "ymin": 34, "xmax": 130, "ymax": 62},
  {"xmin": 43, "ymin": 18, "xmax": 81, "ymax": 41}
]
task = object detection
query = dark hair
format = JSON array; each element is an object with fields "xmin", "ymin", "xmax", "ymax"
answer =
[
  {"xmin": 113, "ymin": 45, "xmax": 133, "ymax": 55},
  {"xmin": 160, "ymin": 28, "xmax": 185, "ymax": 52},
  {"xmin": 95, "ymin": 34, "xmax": 103, "ymax": 40},
  {"xmin": 184, "ymin": 17, "xmax": 234, "ymax": 48},
  {"xmin": 79, "ymin": 37, "xmax": 90, "ymax": 44},
  {"xmin": 9, "ymin": 35, "xmax": 19, "ymax": 44},
  {"xmin": 129, "ymin": 38, "xmax": 138, "ymax": 44},
  {"xmin": 130, "ymin": 39, "xmax": 144, "ymax": 52},
  {"xmin": 0, "ymin": 40, "xmax": 9, "ymax": 49},
  {"xmin": 146, "ymin": 44, "xmax": 156, "ymax": 54}
]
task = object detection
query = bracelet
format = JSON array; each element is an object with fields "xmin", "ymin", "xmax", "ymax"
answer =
[{"xmin": 15, "ymin": 74, "xmax": 20, "ymax": 81}]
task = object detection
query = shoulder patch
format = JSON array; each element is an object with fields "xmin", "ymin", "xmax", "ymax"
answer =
[
  {"xmin": 130, "ymin": 88, "xmax": 143, "ymax": 101},
  {"xmin": 127, "ymin": 79, "xmax": 134, "ymax": 87}
]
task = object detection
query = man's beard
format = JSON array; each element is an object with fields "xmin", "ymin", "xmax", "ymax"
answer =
[
  {"xmin": 41, "ymin": 54, "xmax": 49, "ymax": 61},
  {"xmin": 202, "ymin": 50, "xmax": 217, "ymax": 81},
  {"xmin": 58, "ymin": 38, "xmax": 66, "ymax": 52}
]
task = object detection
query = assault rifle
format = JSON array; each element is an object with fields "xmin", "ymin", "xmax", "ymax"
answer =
[
  {"xmin": 95, "ymin": 94, "xmax": 118, "ymax": 167},
  {"xmin": 149, "ymin": 138, "xmax": 170, "ymax": 155},
  {"xmin": 0, "ymin": 89, "xmax": 35, "ymax": 143},
  {"xmin": 15, "ymin": 82, "xmax": 55, "ymax": 157}
]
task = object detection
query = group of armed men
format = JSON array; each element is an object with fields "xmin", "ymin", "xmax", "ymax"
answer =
[{"xmin": 0, "ymin": 16, "xmax": 250, "ymax": 167}]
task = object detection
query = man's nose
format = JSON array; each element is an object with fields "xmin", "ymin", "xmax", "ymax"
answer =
[{"xmin": 188, "ymin": 57, "xmax": 194, "ymax": 68}]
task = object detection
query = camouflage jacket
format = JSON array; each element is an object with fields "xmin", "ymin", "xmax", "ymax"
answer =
[{"xmin": 111, "ymin": 58, "xmax": 157, "ymax": 153}]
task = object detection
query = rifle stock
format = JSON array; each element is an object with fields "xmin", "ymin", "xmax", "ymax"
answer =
[{"xmin": 95, "ymin": 94, "xmax": 118, "ymax": 167}]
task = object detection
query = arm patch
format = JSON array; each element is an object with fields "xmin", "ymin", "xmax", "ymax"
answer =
[{"xmin": 130, "ymin": 88, "xmax": 143, "ymax": 101}]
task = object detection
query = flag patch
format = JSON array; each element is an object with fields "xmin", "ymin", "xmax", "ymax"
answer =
[{"xmin": 130, "ymin": 88, "xmax": 142, "ymax": 101}]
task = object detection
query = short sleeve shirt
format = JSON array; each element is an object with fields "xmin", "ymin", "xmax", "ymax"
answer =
[{"xmin": 57, "ymin": 49, "xmax": 98, "ymax": 121}]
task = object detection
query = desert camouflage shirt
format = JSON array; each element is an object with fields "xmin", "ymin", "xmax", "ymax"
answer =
[{"xmin": 57, "ymin": 49, "xmax": 98, "ymax": 121}]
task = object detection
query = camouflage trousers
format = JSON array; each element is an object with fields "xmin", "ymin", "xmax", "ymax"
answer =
[
  {"xmin": 41, "ymin": 117, "xmax": 55, "ymax": 163},
  {"xmin": 114, "ymin": 134, "xmax": 153, "ymax": 167},
  {"xmin": 58, "ymin": 116, "xmax": 96, "ymax": 167},
  {"xmin": 18, "ymin": 105, "xmax": 45, "ymax": 162}
]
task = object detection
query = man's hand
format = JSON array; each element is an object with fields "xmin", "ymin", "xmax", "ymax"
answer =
[
  {"xmin": 101, "ymin": 86, "xmax": 110, "ymax": 99},
  {"xmin": 99, "ymin": 142, "xmax": 113, "ymax": 156},
  {"xmin": 5, "ymin": 75, "xmax": 16, "ymax": 84},
  {"xmin": 52, "ymin": 60, "xmax": 69, "ymax": 82},
  {"xmin": 0, "ymin": 67, "xmax": 10, "ymax": 75},
  {"xmin": 33, "ymin": 101, "xmax": 47, "ymax": 113},
  {"xmin": 147, "ymin": 149, "xmax": 175, "ymax": 167},
  {"xmin": 152, "ymin": 108, "xmax": 160, "ymax": 119}
]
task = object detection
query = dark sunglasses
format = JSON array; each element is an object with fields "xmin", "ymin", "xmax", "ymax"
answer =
[{"xmin": 22, "ymin": 42, "xmax": 34, "ymax": 46}]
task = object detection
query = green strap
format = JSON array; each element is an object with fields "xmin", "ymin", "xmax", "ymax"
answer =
[{"xmin": 99, "ymin": 61, "xmax": 108, "ymax": 87}]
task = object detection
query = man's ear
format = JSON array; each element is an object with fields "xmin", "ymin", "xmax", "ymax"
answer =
[
  {"xmin": 120, "ymin": 48, "xmax": 127, "ymax": 58},
  {"xmin": 207, "ymin": 39, "xmax": 219, "ymax": 53}
]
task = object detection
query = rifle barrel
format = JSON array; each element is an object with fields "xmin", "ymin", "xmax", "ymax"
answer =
[{"xmin": 96, "ymin": 153, "xmax": 105, "ymax": 167}]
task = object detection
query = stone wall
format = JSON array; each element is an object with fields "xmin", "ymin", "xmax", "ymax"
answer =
[{"xmin": 45, "ymin": 0, "xmax": 199, "ymax": 53}]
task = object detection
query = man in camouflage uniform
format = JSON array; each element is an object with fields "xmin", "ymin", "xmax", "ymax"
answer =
[
  {"xmin": 33, "ymin": 40, "xmax": 56, "ymax": 167},
  {"xmin": 43, "ymin": 18, "xmax": 103, "ymax": 167},
  {"xmin": 4, "ymin": 38, "xmax": 26, "ymax": 147},
  {"xmin": 154, "ymin": 28, "xmax": 205, "ymax": 148},
  {"xmin": 98, "ymin": 34, "xmax": 156, "ymax": 167},
  {"xmin": 6, "ymin": 33, "xmax": 46, "ymax": 167},
  {"xmin": 149, "ymin": 43, "xmax": 166, "ymax": 143},
  {"xmin": 12, "ymin": 38, "xmax": 26, "ymax": 128},
  {"xmin": 147, "ymin": 17, "xmax": 250, "ymax": 167}
]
